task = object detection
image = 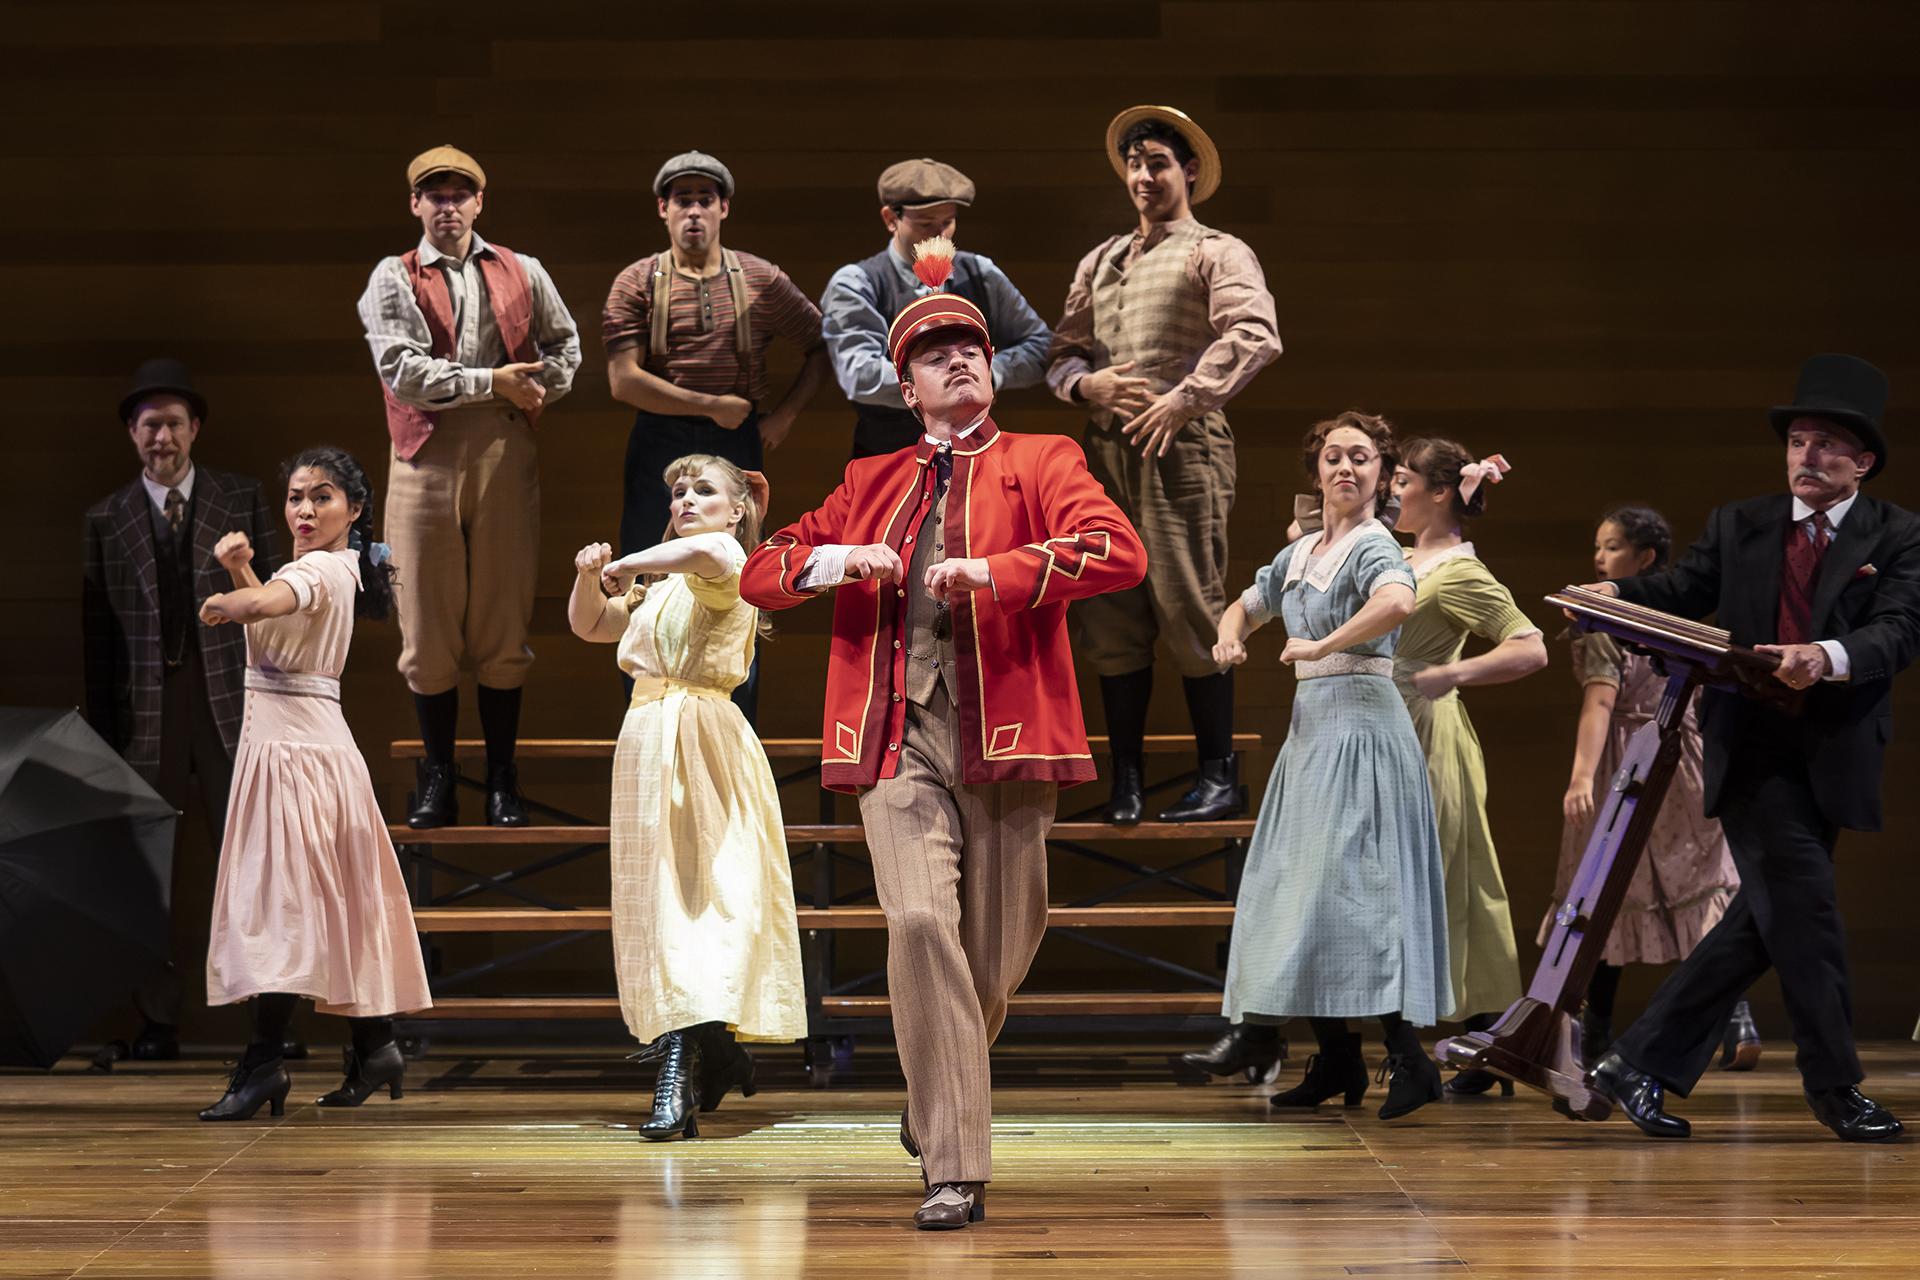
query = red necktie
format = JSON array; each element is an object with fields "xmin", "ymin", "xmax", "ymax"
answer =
[{"xmin": 1776, "ymin": 511, "xmax": 1831, "ymax": 645}]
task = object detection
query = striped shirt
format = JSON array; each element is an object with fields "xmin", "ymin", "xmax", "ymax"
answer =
[{"xmin": 601, "ymin": 249, "xmax": 824, "ymax": 405}]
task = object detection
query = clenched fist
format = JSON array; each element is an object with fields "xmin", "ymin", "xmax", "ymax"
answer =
[{"xmin": 214, "ymin": 531, "xmax": 253, "ymax": 573}]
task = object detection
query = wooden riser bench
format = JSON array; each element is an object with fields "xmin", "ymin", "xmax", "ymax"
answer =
[
  {"xmin": 408, "ymin": 992, "xmax": 1223, "ymax": 1021},
  {"xmin": 413, "ymin": 904, "xmax": 1236, "ymax": 932}
]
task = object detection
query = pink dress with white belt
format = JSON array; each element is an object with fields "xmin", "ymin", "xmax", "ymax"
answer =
[{"xmin": 205, "ymin": 548, "xmax": 431, "ymax": 1017}]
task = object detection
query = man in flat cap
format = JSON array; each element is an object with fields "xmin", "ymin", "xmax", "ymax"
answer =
[
  {"xmin": 1577, "ymin": 355, "xmax": 1920, "ymax": 1145},
  {"xmin": 358, "ymin": 145, "xmax": 582, "ymax": 829},
  {"xmin": 603, "ymin": 151, "xmax": 827, "ymax": 714},
  {"xmin": 821, "ymin": 158, "xmax": 1053, "ymax": 459},
  {"xmin": 1048, "ymin": 105, "xmax": 1282, "ymax": 828},
  {"xmin": 741, "ymin": 241, "xmax": 1145, "ymax": 1228},
  {"xmin": 83, "ymin": 359, "xmax": 286, "ymax": 1064}
]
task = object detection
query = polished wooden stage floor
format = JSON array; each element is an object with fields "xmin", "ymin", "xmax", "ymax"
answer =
[{"xmin": 3, "ymin": 1040, "xmax": 1916, "ymax": 1278}]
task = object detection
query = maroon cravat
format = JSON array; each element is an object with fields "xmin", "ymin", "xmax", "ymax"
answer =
[{"xmin": 1776, "ymin": 510, "xmax": 1832, "ymax": 645}]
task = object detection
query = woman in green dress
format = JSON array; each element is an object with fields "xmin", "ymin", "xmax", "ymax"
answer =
[{"xmin": 1389, "ymin": 440, "xmax": 1548, "ymax": 1096}]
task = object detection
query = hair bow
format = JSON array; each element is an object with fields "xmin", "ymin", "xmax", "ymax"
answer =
[
  {"xmin": 1457, "ymin": 454, "xmax": 1511, "ymax": 505},
  {"xmin": 741, "ymin": 470, "xmax": 771, "ymax": 521},
  {"xmin": 369, "ymin": 541, "xmax": 393, "ymax": 567}
]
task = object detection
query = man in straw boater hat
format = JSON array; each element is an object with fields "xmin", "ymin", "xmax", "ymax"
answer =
[
  {"xmin": 740, "ymin": 238, "xmax": 1146, "ymax": 1229},
  {"xmin": 1047, "ymin": 105, "xmax": 1282, "ymax": 838},
  {"xmin": 358, "ymin": 145, "xmax": 582, "ymax": 830},
  {"xmin": 821, "ymin": 157, "xmax": 1053, "ymax": 460},
  {"xmin": 1576, "ymin": 354, "xmax": 1920, "ymax": 1143}
]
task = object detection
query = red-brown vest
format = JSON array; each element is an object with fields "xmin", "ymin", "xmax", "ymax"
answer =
[{"xmin": 382, "ymin": 243, "xmax": 540, "ymax": 460}]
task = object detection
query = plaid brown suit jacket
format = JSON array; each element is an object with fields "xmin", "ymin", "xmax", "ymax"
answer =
[{"xmin": 82, "ymin": 466, "xmax": 279, "ymax": 784}]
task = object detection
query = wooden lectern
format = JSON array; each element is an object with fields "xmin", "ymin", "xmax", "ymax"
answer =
[{"xmin": 1434, "ymin": 586, "xmax": 1786, "ymax": 1120}]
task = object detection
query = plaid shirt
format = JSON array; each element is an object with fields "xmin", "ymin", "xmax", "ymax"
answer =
[{"xmin": 82, "ymin": 466, "xmax": 279, "ymax": 783}]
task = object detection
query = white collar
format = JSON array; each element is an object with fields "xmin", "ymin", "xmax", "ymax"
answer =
[
  {"xmin": 925, "ymin": 410, "xmax": 989, "ymax": 449},
  {"xmin": 1408, "ymin": 540, "xmax": 1478, "ymax": 581},
  {"xmin": 1791, "ymin": 492, "xmax": 1857, "ymax": 529},
  {"xmin": 1285, "ymin": 517, "xmax": 1394, "ymax": 593},
  {"xmin": 417, "ymin": 231, "xmax": 491, "ymax": 267},
  {"xmin": 141, "ymin": 462, "xmax": 196, "ymax": 515}
]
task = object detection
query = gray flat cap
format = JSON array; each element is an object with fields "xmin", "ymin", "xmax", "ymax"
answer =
[{"xmin": 654, "ymin": 150, "xmax": 735, "ymax": 198}]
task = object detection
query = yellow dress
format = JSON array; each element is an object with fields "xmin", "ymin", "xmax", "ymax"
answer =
[
  {"xmin": 605, "ymin": 536, "xmax": 806, "ymax": 1045},
  {"xmin": 1392, "ymin": 544, "xmax": 1539, "ymax": 1020}
]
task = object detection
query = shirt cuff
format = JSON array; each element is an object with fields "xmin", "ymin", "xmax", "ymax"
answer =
[
  {"xmin": 796, "ymin": 544, "xmax": 853, "ymax": 592},
  {"xmin": 1816, "ymin": 639, "xmax": 1851, "ymax": 682}
]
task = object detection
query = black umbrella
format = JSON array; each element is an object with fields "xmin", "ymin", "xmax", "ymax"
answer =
[{"xmin": 0, "ymin": 708, "xmax": 178, "ymax": 1068}]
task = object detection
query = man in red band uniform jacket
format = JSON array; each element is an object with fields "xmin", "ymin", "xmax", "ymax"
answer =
[
  {"xmin": 358, "ymin": 145, "xmax": 581, "ymax": 829},
  {"xmin": 740, "ymin": 240, "xmax": 1146, "ymax": 1229}
]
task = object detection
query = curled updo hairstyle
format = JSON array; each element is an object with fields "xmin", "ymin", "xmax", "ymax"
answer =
[
  {"xmin": 1302, "ymin": 410, "xmax": 1399, "ymax": 518},
  {"xmin": 280, "ymin": 445, "xmax": 394, "ymax": 621},
  {"xmin": 1400, "ymin": 437, "xmax": 1488, "ymax": 521},
  {"xmin": 630, "ymin": 453, "xmax": 770, "ymax": 639},
  {"xmin": 1599, "ymin": 504, "xmax": 1672, "ymax": 570}
]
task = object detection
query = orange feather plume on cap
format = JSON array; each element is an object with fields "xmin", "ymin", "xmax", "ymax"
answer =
[
  {"xmin": 911, "ymin": 235, "xmax": 956, "ymax": 290},
  {"xmin": 886, "ymin": 236, "xmax": 993, "ymax": 377}
]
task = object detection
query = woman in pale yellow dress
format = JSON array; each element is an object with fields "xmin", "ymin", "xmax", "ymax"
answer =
[
  {"xmin": 1389, "ymin": 440, "xmax": 1547, "ymax": 1097},
  {"xmin": 568, "ymin": 455, "xmax": 804, "ymax": 1141}
]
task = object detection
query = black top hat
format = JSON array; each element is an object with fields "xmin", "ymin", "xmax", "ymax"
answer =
[
  {"xmin": 1769, "ymin": 353, "xmax": 1888, "ymax": 481},
  {"xmin": 119, "ymin": 358, "xmax": 208, "ymax": 424}
]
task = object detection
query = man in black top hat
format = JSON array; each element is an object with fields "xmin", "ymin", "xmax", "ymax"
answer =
[
  {"xmin": 82, "ymin": 359, "xmax": 289, "ymax": 1064},
  {"xmin": 1579, "ymin": 354, "xmax": 1920, "ymax": 1143}
]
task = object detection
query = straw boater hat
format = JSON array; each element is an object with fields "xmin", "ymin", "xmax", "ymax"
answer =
[
  {"xmin": 885, "ymin": 237, "xmax": 994, "ymax": 380},
  {"xmin": 1105, "ymin": 105, "xmax": 1221, "ymax": 205}
]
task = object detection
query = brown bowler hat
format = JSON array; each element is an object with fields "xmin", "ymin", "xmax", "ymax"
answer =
[
  {"xmin": 878, "ymin": 158, "xmax": 976, "ymax": 209},
  {"xmin": 1105, "ymin": 105, "xmax": 1221, "ymax": 205},
  {"xmin": 407, "ymin": 145, "xmax": 486, "ymax": 192}
]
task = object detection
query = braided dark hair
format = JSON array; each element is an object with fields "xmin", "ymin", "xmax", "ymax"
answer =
[
  {"xmin": 1599, "ymin": 504, "xmax": 1672, "ymax": 570},
  {"xmin": 280, "ymin": 445, "xmax": 395, "ymax": 620}
]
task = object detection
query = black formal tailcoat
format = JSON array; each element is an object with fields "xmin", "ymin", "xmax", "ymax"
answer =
[{"xmin": 1615, "ymin": 491, "xmax": 1920, "ymax": 832}]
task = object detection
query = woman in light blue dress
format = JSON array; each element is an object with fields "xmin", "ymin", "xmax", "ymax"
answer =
[{"xmin": 1203, "ymin": 411, "xmax": 1453, "ymax": 1120}]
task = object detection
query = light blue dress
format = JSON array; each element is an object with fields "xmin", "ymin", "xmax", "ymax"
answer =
[{"xmin": 1222, "ymin": 520, "xmax": 1455, "ymax": 1027}]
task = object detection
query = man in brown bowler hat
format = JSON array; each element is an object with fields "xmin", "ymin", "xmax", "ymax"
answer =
[
  {"xmin": 821, "ymin": 157, "xmax": 1053, "ymax": 459},
  {"xmin": 358, "ymin": 145, "xmax": 582, "ymax": 829}
]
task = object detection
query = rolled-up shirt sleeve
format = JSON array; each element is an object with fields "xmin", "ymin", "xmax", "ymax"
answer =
[
  {"xmin": 357, "ymin": 257, "xmax": 494, "ymax": 409},
  {"xmin": 1045, "ymin": 241, "xmax": 1109, "ymax": 403},
  {"xmin": 521, "ymin": 253, "xmax": 582, "ymax": 403},
  {"xmin": 1169, "ymin": 236, "xmax": 1282, "ymax": 419},
  {"xmin": 820, "ymin": 265, "xmax": 904, "ymax": 407}
]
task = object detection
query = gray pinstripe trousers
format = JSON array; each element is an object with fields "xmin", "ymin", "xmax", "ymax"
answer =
[{"xmin": 857, "ymin": 685, "xmax": 1057, "ymax": 1185}]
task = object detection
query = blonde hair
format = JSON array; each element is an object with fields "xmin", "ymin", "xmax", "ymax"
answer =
[{"xmin": 624, "ymin": 454, "xmax": 770, "ymax": 639}]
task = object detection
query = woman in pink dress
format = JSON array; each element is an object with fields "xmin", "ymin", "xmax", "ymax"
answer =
[
  {"xmin": 196, "ymin": 446, "xmax": 431, "ymax": 1120},
  {"xmin": 1543, "ymin": 505, "xmax": 1756, "ymax": 1069}
]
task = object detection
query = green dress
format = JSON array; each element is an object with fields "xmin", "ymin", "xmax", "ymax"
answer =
[{"xmin": 1392, "ymin": 544, "xmax": 1539, "ymax": 1020}]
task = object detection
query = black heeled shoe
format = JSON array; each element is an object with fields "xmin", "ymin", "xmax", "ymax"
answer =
[
  {"xmin": 1270, "ymin": 1033, "xmax": 1368, "ymax": 1108},
  {"xmin": 199, "ymin": 1052, "xmax": 291, "ymax": 1122},
  {"xmin": 1718, "ymin": 1000, "xmax": 1762, "ymax": 1071},
  {"xmin": 407, "ymin": 761, "xmax": 459, "ymax": 829},
  {"xmin": 1179, "ymin": 1025, "xmax": 1287, "ymax": 1082},
  {"xmin": 317, "ymin": 1042, "xmax": 406, "ymax": 1107},
  {"xmin": 1444, "ymin": 1068, "xmax": 1514, "ymax": 1097},
  {"xmin": 636, "ymin": 1030, "xmax": 704, "ymax": 1141},
  {"xmin": 1377, "ymin": 1052, "xmax": 1444, "ymax": 1120},
  {"xmin": 486, "ymin": 763, "xmax": 529, "ymax": 828},
  {"xmin": 1105, "ymin": 756, "xmax": 1145, "ymax": 825},
  {"xmin": 1157, "ymin": 754, "xmax": 1246, "ymax": 823},
  {"xmin": 696, "ymin": 1024, "xmax": 757, "ymax": 1113}
]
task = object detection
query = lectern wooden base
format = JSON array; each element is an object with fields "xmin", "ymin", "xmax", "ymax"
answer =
[{"xmin": 1437, "ymin": 587, "xmax": 1782, "ymax": 1119}]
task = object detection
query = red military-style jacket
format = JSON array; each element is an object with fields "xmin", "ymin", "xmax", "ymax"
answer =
[{"xmin": 741, "ymin": 417, "xmax": 1146, "ymax": 792}]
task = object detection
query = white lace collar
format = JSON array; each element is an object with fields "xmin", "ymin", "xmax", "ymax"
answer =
[
  {"xmin": 1409, "ymin": 541, "xmax": 1478, "ymax": 582},
  {"xmin": 1285, "ymin": 518, "xmax": 1394, "ymax": 593}
]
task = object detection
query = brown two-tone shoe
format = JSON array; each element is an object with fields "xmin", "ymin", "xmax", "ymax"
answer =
[{"xmin": 914, "ymin": 1181, "xmax": 986, "ymax": 1230}]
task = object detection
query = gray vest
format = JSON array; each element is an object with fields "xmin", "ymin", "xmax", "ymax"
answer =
[{"xmin": 902, "ymin": 455, "xmax": 958, "ymax": 707}]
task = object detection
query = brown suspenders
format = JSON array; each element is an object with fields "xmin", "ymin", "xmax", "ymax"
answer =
[{"xmin": 649, "ymin": 246, "xmax": 754, "ymax": 396}]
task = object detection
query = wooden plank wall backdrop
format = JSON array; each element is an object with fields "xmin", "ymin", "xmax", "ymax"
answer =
[{"xmin": 5, "ymin": 2, "xmax": 1918, "ymax": 1039}]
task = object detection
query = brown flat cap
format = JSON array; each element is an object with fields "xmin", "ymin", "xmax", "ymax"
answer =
[
  {"xmin": 407, "ymin": 145, "xmax": 487, "ymax": 192},
  {"xmin": 878, "ymin": 158, "xmax": 975, "ymax": 210}
]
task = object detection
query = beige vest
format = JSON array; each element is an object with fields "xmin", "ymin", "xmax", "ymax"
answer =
[
  {"xmin": 1089, "ymin": 219, "xmax": 1217, "ymax": 424},
  {"xmin": 903, "ymin": 459, "xmax": 959, "ymax": 707}
]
